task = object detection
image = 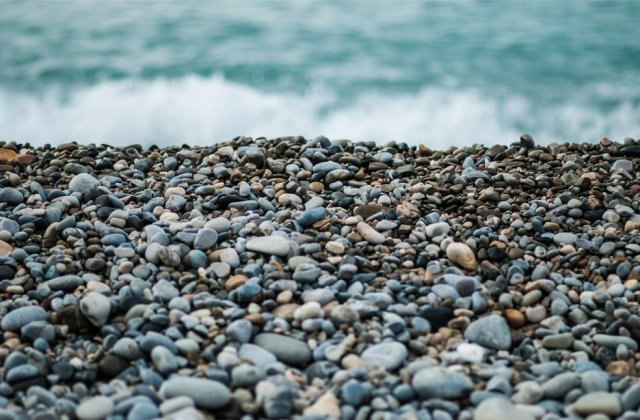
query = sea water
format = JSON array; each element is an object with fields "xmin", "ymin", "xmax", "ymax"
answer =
[{"xmin": 1, "ymin": 1, "xmax": 639, "ymax": 147}]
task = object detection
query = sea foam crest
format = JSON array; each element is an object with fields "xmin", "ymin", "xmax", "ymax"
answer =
[{"xmin": 0, "ymin": 74, "xmax": 638, "ymax": 147}]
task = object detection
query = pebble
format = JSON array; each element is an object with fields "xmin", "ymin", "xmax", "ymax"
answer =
[
  {"xmin": 360, "ymin": 342, "xmax": 407, "ymax": 371},
  {"xmin": 79, "ymin": 292, "xmax": 111, "ymax": 327},
  {"xmin": 357, "ymin": 222, "xmax": 385, "ymax": 244},
  {"xmin": 446, "ymin": 242, "xmax": 477, "ymax": 270},
  {"xmin": 464, "ymin": 315, "xmax": 512, "ymax": 350},
  {"xmin": 160, "ymin": 377, "xmax": 231, "ymax": 409},
  {"xmin": 571, "ymin": 392, "xmax": 622, "ymax": 417},
  {"xmin": 412, "ymin": 367, "xmax": 474, "ymax": 399},
  {"xmin": 246, "ymin": 236, "xmax": 289, "ymax": 256},
  {"xmin": 474, "ymin": 398, "xmax": 534, "ymax": 420},
  {"xmin": 69, "ymin": 173, "xmax": 100, "ymax": 194},
  {"xmin": 2, "ymin": 137, "xmax": 640, "ymax": 419},
  {"xmin": 253, "ymin": 333, "xmax": 311, "ymax": 366},
  {"xmin": 76, "ymin": 396, "xmax": 114, "ymax": 420},
  {"xmin": 1, "ymin": 306, "xmax": 48, "ymax": 331}
]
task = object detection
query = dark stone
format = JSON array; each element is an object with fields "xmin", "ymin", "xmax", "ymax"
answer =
[
  {"xmin": 99, "ymin": 354, "xmax": 130, "ymax": 379},
  {"xmin": 620, "ymin": 146, "xmax": 640, "ymax": 157},
  {"xmin": 418, "ymin": 307, "xmax": 454, "ymax": 331},
  {"xmin": 487, "ymin": 247, "xmax": 507, "ymax": 262}
]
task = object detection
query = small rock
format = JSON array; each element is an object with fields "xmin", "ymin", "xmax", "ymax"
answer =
[
  {"xmin": 446, "ymin": 242, "xmax": 477, "ymax": 270},
  {"xmin": 69, "ymin": 173, "xmax": 100, "ymax": 194},
  {"xmin": 474, "ymin": 398, "xmax": 534, "ymax": 420},
  {"xmin": 464, "ymin": 315, "xmax": 511, "ymax": 350},
  {"xmin": 1, "ymin": 306, "xmax": 48, "ymax": 332},
  {"xmin": 361, "ymin": 342, "xmax": 407, "ymax": 371},
  {"xmin": 160, "ymin": 377, "xmax": 230, "ymax": 409},
  {"xmin": 79, "ymin": 292, "xmax": 111, "ymax": 327},
  {"xmin": 412, "ymin": 367, "xmax": 474, "ymax": 399},
  {"xmin": 571, "ymin": 392, "xmax": 622, "ymax": 417},
  {"xmin": 76, "ymin": 396, "xmax": 114, "ymax": 420},
  {"xmin": 246, "ymin": 236, "xmax": 290, "ymax": 256},
  {"xmin": 253, "ymin": 333, "xmax": 311, "ymax": 366},
  {"xmin": 357, "ymin": 222, "xmax": 385, "ymax": 244}
]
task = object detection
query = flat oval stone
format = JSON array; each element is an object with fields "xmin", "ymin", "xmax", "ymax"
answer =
[
  {"xmin": 361, "ymin": 342, "xmax": 408, "ymax": 371},
  {"xmin": 159, "ymin": 377, "xmax": 230, "ymax": 409},
  {"xmin": 246, "ymin": 236, "xmax": 290, "ymax": 256},
  {"xmin": 43, "ymin": 275, "xmax": 83, "ymax": 291},
  {"xmin": 253, "ymin": 333, "xmax": 311, "ymax": 366},
  {"xmin": 1, "ymin": 306, "xmax": 48, "ymax": 332}
]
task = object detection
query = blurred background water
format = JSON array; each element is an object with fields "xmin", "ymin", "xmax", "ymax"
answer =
[{"xmin": 1, "ymin": 1, "xmax": 639, "ymax": 147}]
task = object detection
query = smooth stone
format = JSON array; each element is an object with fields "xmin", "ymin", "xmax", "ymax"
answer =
[
  {"xmin": 21, "ymin": 320, "xmax": 55, "ymax": 343},
  {"xmin": 205, "ymin": 217, "xmax": 231, "ymax": 233},
  {"xmin": 571, "ymin": 392, "xmax": 622, "ymax": 417},
  {"xmin": 6, "ymin": 364, "xmax": 40, "ymax": 383},
  {"xmin": 0, "ymin": 187, "xmax": 23, "ymax": 205},
  {"xmin": 246, "ymin": 236, "xmax": 290, "ymax": 256},
  {"xmin": 313, "ymin": 161, "xmax": 342, "ymax": 173},
  {"xmin": 194, "ymin": 228, "xmax": 218, "ymax": 250},
  {"xmin": 151, "ymin": 346, "xmax": 178, "ymax": 375},
  {"xmin": 361, "ymin": 342, "xmax": 407, "ymax": 371},
  {"xmin": 44, "ymin": 275, "xmax": 83, "ymax": 291},
  {"xmin": 304, "ymin": 391, "xmax": 340, "ymax": 418},
  {"xmin": 412, "ymin": 367, "xmax": 474, "ymax": 399},
  {"xmin": 542, "ymin": 333, "xmax": 574, "ymax": 349},
  {"xmin": 238, "ymin": 343, "xmax": 278, "ymax": 367},
  {"xmin": 426, "ymin": 222, "xmax": 450, "ymax": 237},
  {"xmin": 621, "ymin": 382, "xmax": 640, "ymax": 410},
  {"xmin": 231, "ymin": 365, "xmax": 265, "ymax": 387},
  {"xmin": 69, "ymin": 173, "xmax": 100, "ymax": 194},
  {"xmin": 112, "ymin": 337, "xmax": 141, "ymax": 360},
  {"xmin": 611, "ymin": 159, "xmax": 633, "ymax": 172},
  {"xmin": 554, "ymin": 232, "xmax": 577, "ymax": 246},
  {"xmin": 76, "ymin": 396, "xmax": 114, "ymax": 420},
  {"xmin": 446, "ymin": 242, "xmax": 477, "ymax": 270},
  {"xmin": 79, "ymin": 292, "xmax": 111, "ymax": 327},
  {"xmin": 128, "ymin": 403, "xmax": 159, "ymax": 420},
  {"xmin": 464, "ymin": 315, "xmax": 512, "ymax": 350},
  {"xmin": 253, "ymin": 333, "xmax": 311, "ymax": 366},
  {"xmin": 593, "ymin": 334, "xmax": 638, "ymax": 351},
  {"xmin": 160, "ymin": 377, "xmax": 231, "ymax": 409},
  {"xmin": 1, "ymin": 306, "xmax": 48, "ymax": 331},
  {"xmin": 227, "ymin": 319, "xmax": 253, "ymax": 343},
  {"xmin": 474, "ymin": 397, "xmax": 534, "ymax": 420},
  {"xmin": 542, "ymin": 372, "xmax": 580, "ymax": 399},
  {"xmin": 357, "ymin": 222, "xmax": 385, "ymax": 244},
  {"xmin": 298, "ymin": 208, "xmax": 326, "ymax": 227}
]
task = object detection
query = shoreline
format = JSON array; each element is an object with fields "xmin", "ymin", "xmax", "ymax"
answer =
[{"xmin": 0, "ymin": 134, "xmax": 639, "ymax": 418}]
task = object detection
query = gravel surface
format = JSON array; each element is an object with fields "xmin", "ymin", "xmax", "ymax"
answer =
[{"xmin": 0, "ymin": 134, "xmax": 640, "ymax": 419}]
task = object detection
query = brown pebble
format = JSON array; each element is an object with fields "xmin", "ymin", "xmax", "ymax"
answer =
[{"xmin": 504, "ymin": 308, "xmax": 525, "ymax": 329}]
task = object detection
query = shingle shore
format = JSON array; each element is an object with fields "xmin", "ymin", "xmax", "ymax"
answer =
[{"xmin": 1, "ymin": 135, "xmax": 640, "ymax": 419}]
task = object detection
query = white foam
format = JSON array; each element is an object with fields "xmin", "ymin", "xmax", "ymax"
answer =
[{"xmin": 1, "ymin": 74, "xmax": 638, "ymax": 147}]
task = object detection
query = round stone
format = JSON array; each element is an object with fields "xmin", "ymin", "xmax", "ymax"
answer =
[
  {"xmin": 464, "ymin": 315, "xmax": 512, "ymax": 350},
  {"xmin": 446, "ymin": 242, "xmax": 477, "ymax": 270},
  {"xmin": 76, "ymin": 396, "xmax": 114, "ymax": 420},
  {"xmin": 79, "ymin": 292, "xmax": 111, "ymax": 327},
  {"xmin": 69, "ymin": 173, "xmax": 100, "ymax": 194},
  {"xmin": 361, "ymin": 342, "xmax": 408, "ymax": 371},
  {"xmin": 412, "ymin": 367, "xmax": 474, "ymax": 399}
]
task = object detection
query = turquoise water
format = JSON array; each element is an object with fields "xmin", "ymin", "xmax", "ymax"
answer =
[{"xmin": 1, "ymin": 1, "xmax": 639, "ymax": 147}]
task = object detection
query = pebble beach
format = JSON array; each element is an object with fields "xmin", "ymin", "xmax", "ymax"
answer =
[{"xmin": 1, "ymin": 134, "xmax": 640, "ymax": 419}]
